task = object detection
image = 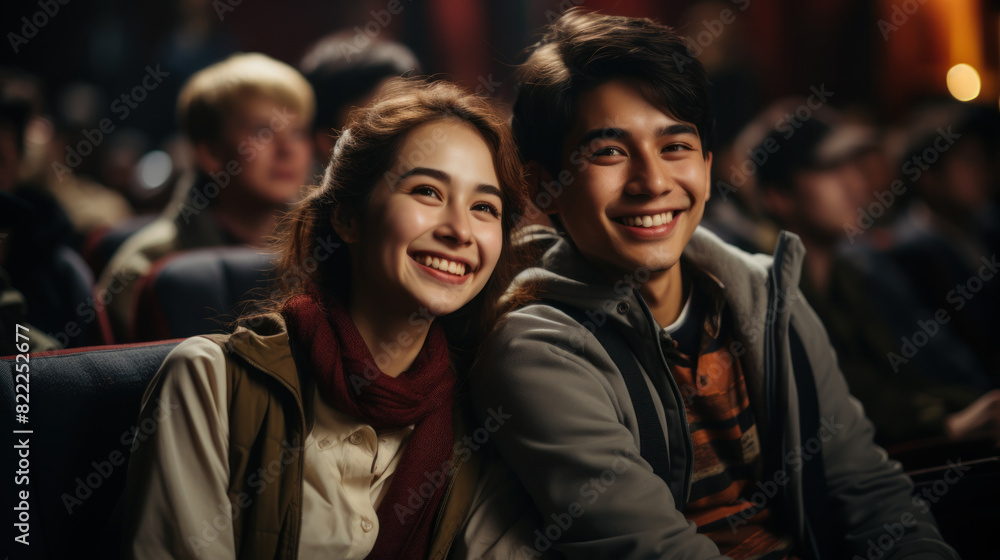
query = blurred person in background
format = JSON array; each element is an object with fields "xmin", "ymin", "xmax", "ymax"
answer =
[
  {"xmin": 700, "ymin": 100, "xmax": 805, "ymax": 254},
  {"xmin": 43, "ymin": 82, "xmax": 135, "ymax": 237},
  {"xmin": 0, "ymin": 79, "xmax": 90, "ymax": 351},
  {"xmin": 94, "ymin": 52, "xmax": 314, "ymax": 343},
  {"xmin": 885, "ymin": 104, "xmax": 1000, "ymax": 382},
  {"xmin": 756, "ymin": 115, "xmax": 1000, "ymax": 445},
  {"xmin": 299, "ymin": 32, "xmax": 420, "ymax": 171}
]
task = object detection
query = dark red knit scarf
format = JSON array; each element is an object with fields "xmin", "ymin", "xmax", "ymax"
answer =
[{"xmin": 281, "ymin": 293, "xmax": 455, "ymax": 560}]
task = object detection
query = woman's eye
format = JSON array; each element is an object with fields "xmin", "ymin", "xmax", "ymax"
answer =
[
  {"xmin": 412, "ymin": 186, "xmax": 440, "ymax": 199},
  {"xmin": 473, "ymin": 202, "xmax": 501, "ymax": 218}
]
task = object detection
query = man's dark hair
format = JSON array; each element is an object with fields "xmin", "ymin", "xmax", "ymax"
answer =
[{"xmin": 512, "ymin": 8, "xmax": 713, "ymax": 175}]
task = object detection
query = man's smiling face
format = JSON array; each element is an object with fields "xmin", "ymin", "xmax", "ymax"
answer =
[{"xmin": 550, "ymin": 78, "xmax": 712, "ymax": 277}]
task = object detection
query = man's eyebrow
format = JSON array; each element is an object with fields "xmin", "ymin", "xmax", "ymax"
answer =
[
  {"xmin": 579, "ymin": 128, "xmax": 628, "ymax": 146},
  {"xmin": 578, "ymin": 124, "xmax": 699, "ymax": 147},
  {"xmin": 658, "ymin": 123, "xmax": 698, "ymax": 137},
  {"xmin": 396, "ymin": 167, "xmax": 450, "ymax": 185}
]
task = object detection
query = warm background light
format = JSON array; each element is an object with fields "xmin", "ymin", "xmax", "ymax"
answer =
[{"xmin": 946, "ymin": 63, "xmax": 982, "ymax": 101}]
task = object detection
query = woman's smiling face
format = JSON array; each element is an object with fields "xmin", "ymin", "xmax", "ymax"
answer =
[{"xmin": 342, "ymin": 119, "xmax": 504, "ymax": 317}]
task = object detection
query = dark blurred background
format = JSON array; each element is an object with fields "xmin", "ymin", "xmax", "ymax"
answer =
[
  {"xmin": 3, "ymin": 0, "xmax": 1000, "ymax": 451},
  {"xmin": 4, "ymin": 4, "xmax": 1000, "ymax": 556},
  {"xmin": 1, "ymin": 0, "xmax": 998, "ymax": 211}
]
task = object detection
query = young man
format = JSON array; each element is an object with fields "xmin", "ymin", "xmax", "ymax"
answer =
[
  {"xmin": 95, "ymin": 53, "xmax": 314, "ymax": 342},
  {"xmin": 468, "ymin": 9, "xmax": 958, "ymax": 559}
]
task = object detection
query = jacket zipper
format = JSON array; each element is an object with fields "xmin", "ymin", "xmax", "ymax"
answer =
[
  {"xmin": 634, "ymin": 288, "xmax": 695, "ymax": 505},
  {"xmin": 765, "ymin": 239, "xmax": 783, "ymax": 516},
  {"xmin": 766, "ymin": 236, "xmax": 818, "ymax": 558}
]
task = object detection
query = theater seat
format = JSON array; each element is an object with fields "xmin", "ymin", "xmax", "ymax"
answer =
[
  {"xmin": 908, "ymin": 457, "xmax": 1000, "ymax": 559},
  {"xmin": 890, "ymin": 436, "xmax": 1000, "ymax": 559},
  {"xmin": 81, "ymin": 215, "xmax": 158, "ymax": 280},
  {"xmin": 2, "ymin": 340, "xmax": 181, "ymax": 559},
  {"xmin": 131, "ymin": 247, "xmax": 274, "ymax": 342}
]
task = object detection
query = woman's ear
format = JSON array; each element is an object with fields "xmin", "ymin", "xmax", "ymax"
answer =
[{"xmin": 331, "ymin": 205, "xmax": 360, "ymax": 244}]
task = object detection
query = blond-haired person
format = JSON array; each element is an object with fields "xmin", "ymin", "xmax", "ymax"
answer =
[{"xmin": 95, "ymin": 53, "xmax": 314, "ymax": 342}]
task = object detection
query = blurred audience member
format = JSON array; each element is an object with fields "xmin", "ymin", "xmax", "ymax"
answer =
[
  {"xmin": 885, "ymin": 104, "xmax": 1000, "ymax": 379},
  {"xmin": 0, "ymin": 73, "xmax": 134, "ymax": 240},
  {"xmin": 299, "ymin": 32, "xmax": 419, "ymax": 169},
  {"xmin": 0, "ymin": 89, "xmax": 92, "ymax": 351},
  {"xmin": 756, "ymin": 115, "xmax": 998, "ymax": 445},
  {"xmin": 95, "ymin": 53, "xmax": 314, "ymax": 342},
  {"xmin": 703, "ymin": 99, "xmax": 836, "ymax": 254},
  {"xmin": 44, "ymin": 83, "xmax": 135, "ymax": 236}
]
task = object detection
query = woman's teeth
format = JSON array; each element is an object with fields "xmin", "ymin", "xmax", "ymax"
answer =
[
  {"xmin": 618, "ymin": 211, "xmax": 675, "ymax": 228},
  {"xmin": 417, "ymin": 254, "xmax": 468, "ymax": 276}
]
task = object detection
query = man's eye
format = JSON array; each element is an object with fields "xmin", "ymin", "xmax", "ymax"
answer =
[
  {"xmin": 664, "ymin": 143, "xmax": 692, "ymax": 153},
  {"xmin": 591, "ymin": 146, "xmax": 626, "ymax": 158}
]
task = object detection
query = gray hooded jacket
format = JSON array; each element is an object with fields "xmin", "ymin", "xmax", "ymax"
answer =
[{"xmin": 467, "ymin": 226, "xmax": 958, "ymax": 559}]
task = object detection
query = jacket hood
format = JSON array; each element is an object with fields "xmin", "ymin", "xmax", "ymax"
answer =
[
  {"xmin": 508, "ymin": 225, "xmax": 807, "ymax": 418},
  {"xmin": 512, "ymin": 225, "xmax": 806, "ymax": 322}
]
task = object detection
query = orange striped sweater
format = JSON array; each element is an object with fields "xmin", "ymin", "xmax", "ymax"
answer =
[{"xmin": 665, "ymin": 269, "xmax": 796, "ymax": 560}]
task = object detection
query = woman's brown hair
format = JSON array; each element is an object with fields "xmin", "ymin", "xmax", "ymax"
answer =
[{"xmin": 252, "ymin": 77, "xmax": 535, "ymax": 349}]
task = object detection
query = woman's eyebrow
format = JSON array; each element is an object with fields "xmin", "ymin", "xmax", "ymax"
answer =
[
  {"xmin": 476, "ymin": 184, "xmax": 502, "ymax": 199},
  {"xmin": 398, "ymin": 167, "xmax": 451, "ymax": 184},
  {"xmin": 395, "ymin": 168, "xmax": 501, "ymax": 199}
]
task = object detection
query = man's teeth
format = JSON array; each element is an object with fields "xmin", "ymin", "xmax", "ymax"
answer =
[
  {"xmin": 619, "ymin": 211, "xmax": 675, "ymax": 228},
  {"xmin": 419, "ymin": 255, "xmax": 468, "ymax": 276}
]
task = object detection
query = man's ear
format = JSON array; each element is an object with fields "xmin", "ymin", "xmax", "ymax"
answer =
[
  {"xmin": 193, "ymin": 142, "xmax": 225, "ymax": 175},
  {"xmin": 331, "ymin": 205, "xmax": 359, "ymax": 244},
  {"xmin": 703, "ymin": 151, "xmax": 714, "ymax": 202},
  {"xmin": 526, "ymin": 160, "xmax": 561, "ymax": 215}
]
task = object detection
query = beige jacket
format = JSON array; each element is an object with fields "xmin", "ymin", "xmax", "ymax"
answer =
[{"xmin": 120, "ymin": 314, "xmax": 485, "ymax": 559}]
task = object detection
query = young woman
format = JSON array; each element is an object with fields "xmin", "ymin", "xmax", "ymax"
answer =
[{"xmin": 119, "ymin": 77, "xmax": 532, "ymax": 560}]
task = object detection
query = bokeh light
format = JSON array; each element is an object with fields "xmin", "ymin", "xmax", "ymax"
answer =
[
  {"xmin": 946, "ymin": 63, "xmax": 981, "ymax": 101},
  {"xmin": 136, "ymin": 150, "xmax": 172, "ymax": 190}
]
